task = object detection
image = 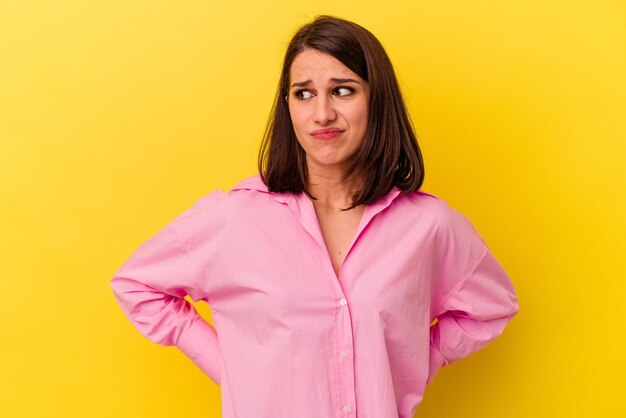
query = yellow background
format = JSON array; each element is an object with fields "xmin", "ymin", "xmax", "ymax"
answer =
[{"xmin": 1, "ymin": 1, "xmax": 624, "ymax": 417}]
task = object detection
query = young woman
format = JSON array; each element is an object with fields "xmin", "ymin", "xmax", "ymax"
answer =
[{"xmin": 111, "ymin": 15, "xmax": 519, "ymax": 418}]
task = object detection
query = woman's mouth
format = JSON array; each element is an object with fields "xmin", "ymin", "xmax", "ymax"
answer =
[{"xmin": 311, "ymin": 128, "xmax": 344, "ymax": 140}]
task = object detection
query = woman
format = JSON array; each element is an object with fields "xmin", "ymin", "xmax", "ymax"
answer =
[{"xmin": 110, "ymin": 15, "xmax": 519, "ymax": 417}]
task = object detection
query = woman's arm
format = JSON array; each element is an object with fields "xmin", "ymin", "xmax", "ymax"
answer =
[
  {"xmin": 110, "ymin": 214, "xmax": 222, "ymax": 384},
  {"xmin": 426, "ymin": 203, "xmax": 520, "ymax": 385}
]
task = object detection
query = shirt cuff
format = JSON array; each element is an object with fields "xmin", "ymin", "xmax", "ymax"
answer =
[
  {"xmin": 427, "ymin": 339, "xmax": 448, "ymax": 385},
  {"xmin": 176, "ymin": 317, "xmax": 222, "ymax": 385}
]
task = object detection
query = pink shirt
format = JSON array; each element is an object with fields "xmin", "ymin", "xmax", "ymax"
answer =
[{"xmin": 110, "ymin": 173, "xmax": 519, "ymax": 417}]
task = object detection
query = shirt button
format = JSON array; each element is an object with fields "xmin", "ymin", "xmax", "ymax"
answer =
[
  {"xmin": 340, "ymin": 298, "xmax": 347, "ymax": 306},
  {"xmin": 340, "ymin": 351, "xmax": 349, "ymax": 359},
  {"xmin": 343, "ymin": 404, "xmax": 351, "ymax": 413}
]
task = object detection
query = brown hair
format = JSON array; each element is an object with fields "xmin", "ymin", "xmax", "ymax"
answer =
[{"xmin": 257, "ymin": 15, "xmax": 424, "ymax": 210}]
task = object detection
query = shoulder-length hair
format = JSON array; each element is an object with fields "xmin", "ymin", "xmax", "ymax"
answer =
[{"xmin": 257, "ymin": 15, "xmax": 424, "ymax": 210}]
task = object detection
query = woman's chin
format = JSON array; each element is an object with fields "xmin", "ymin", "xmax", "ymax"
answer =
[{"xmin": 307, "ymin": 154, "xmax": 355, "ymax": 171}]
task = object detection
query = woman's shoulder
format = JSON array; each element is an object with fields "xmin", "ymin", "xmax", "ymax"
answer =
[
  {"xmin": 399, "ymin": 189, "xmax": 480, "ymax": 235},
  {"xmin": 177, "ymin": 173, "xmax": 279, "ymax": 220},
  {"xmin": 164, "ymin": 179, "xmax": 255, "ymax": 246},
  {"xmin": 401, "ymin": 188, "xmax": 453, "ymax": 217},
  {"xmin": 230, "ymin": 172, "xmax": 268, "ymax": 193}
]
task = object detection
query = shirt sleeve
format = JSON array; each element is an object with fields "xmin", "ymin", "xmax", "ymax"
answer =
[
  {"xmin": 109, "ymin": 198, "xmax": 223, "ymax": 385},
  {"xmin": 426, "ymin": 204, "xmax": 520, "ymax": 385}
]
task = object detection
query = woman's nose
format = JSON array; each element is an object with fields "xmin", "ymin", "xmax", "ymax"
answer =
[{"xmin": 313, "ymin": 95, "xmax": 337, "ymax": 125}]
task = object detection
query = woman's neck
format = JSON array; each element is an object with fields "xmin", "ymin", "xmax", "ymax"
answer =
[{"xmin": 305, "ymin": 167, "xmax": 364, "ymax": 210}]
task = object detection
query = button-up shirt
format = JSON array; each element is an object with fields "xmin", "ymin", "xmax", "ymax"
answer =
[{"xmin": 110, "ymin": 173, "xmax": 520, "ymax": 418}]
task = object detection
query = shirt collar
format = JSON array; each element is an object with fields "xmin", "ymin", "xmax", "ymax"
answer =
[
  {"xmin": 231, "ymin": 173, "xmax": 291, "ymax": 203},
  {"xmin": 231, "ymin": 173, "xmax": 403, "ymax": 207},
  {"xmin": 231, "ymin": 173, "xmax": 410, "ymax": 277}
]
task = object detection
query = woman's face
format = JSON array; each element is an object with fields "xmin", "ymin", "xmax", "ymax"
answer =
[{"xmin": 287, "ymin": 49, "xmax": 369, "ymax": 174}]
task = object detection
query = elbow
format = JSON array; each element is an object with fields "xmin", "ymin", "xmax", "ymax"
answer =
[
  {"xmin": 109, "ymin": 275, "xmax": 192, "ymax": 347},
  {"xmin": 479, "ymin": 296, "xmax": 520, "ymax": 341},
  {"xmin": 110, "ymin": 276, "xmax": 170, "ymax": 343}
]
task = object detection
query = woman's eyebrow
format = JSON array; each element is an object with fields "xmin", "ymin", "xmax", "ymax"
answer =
[
  {"xmin": 290, "ymin": 78, "xmax": 362, "ymax": 88},
  {"xmin": 330, "ymin": 78, "xmax": 361, "ymax": 84}
]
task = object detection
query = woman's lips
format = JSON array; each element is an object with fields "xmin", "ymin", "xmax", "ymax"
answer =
[{"xmin": 311, "ymin": 128, "xmax": 344, "ymax": 140}]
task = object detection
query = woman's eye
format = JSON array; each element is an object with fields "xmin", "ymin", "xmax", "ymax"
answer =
[
  {"xmin": 294, "ymin": 90, "xmax": 313, "ymax": 100},
  {"xmin": 334, "ymin": 87, "xmax": 354, "ymax": 97}
]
